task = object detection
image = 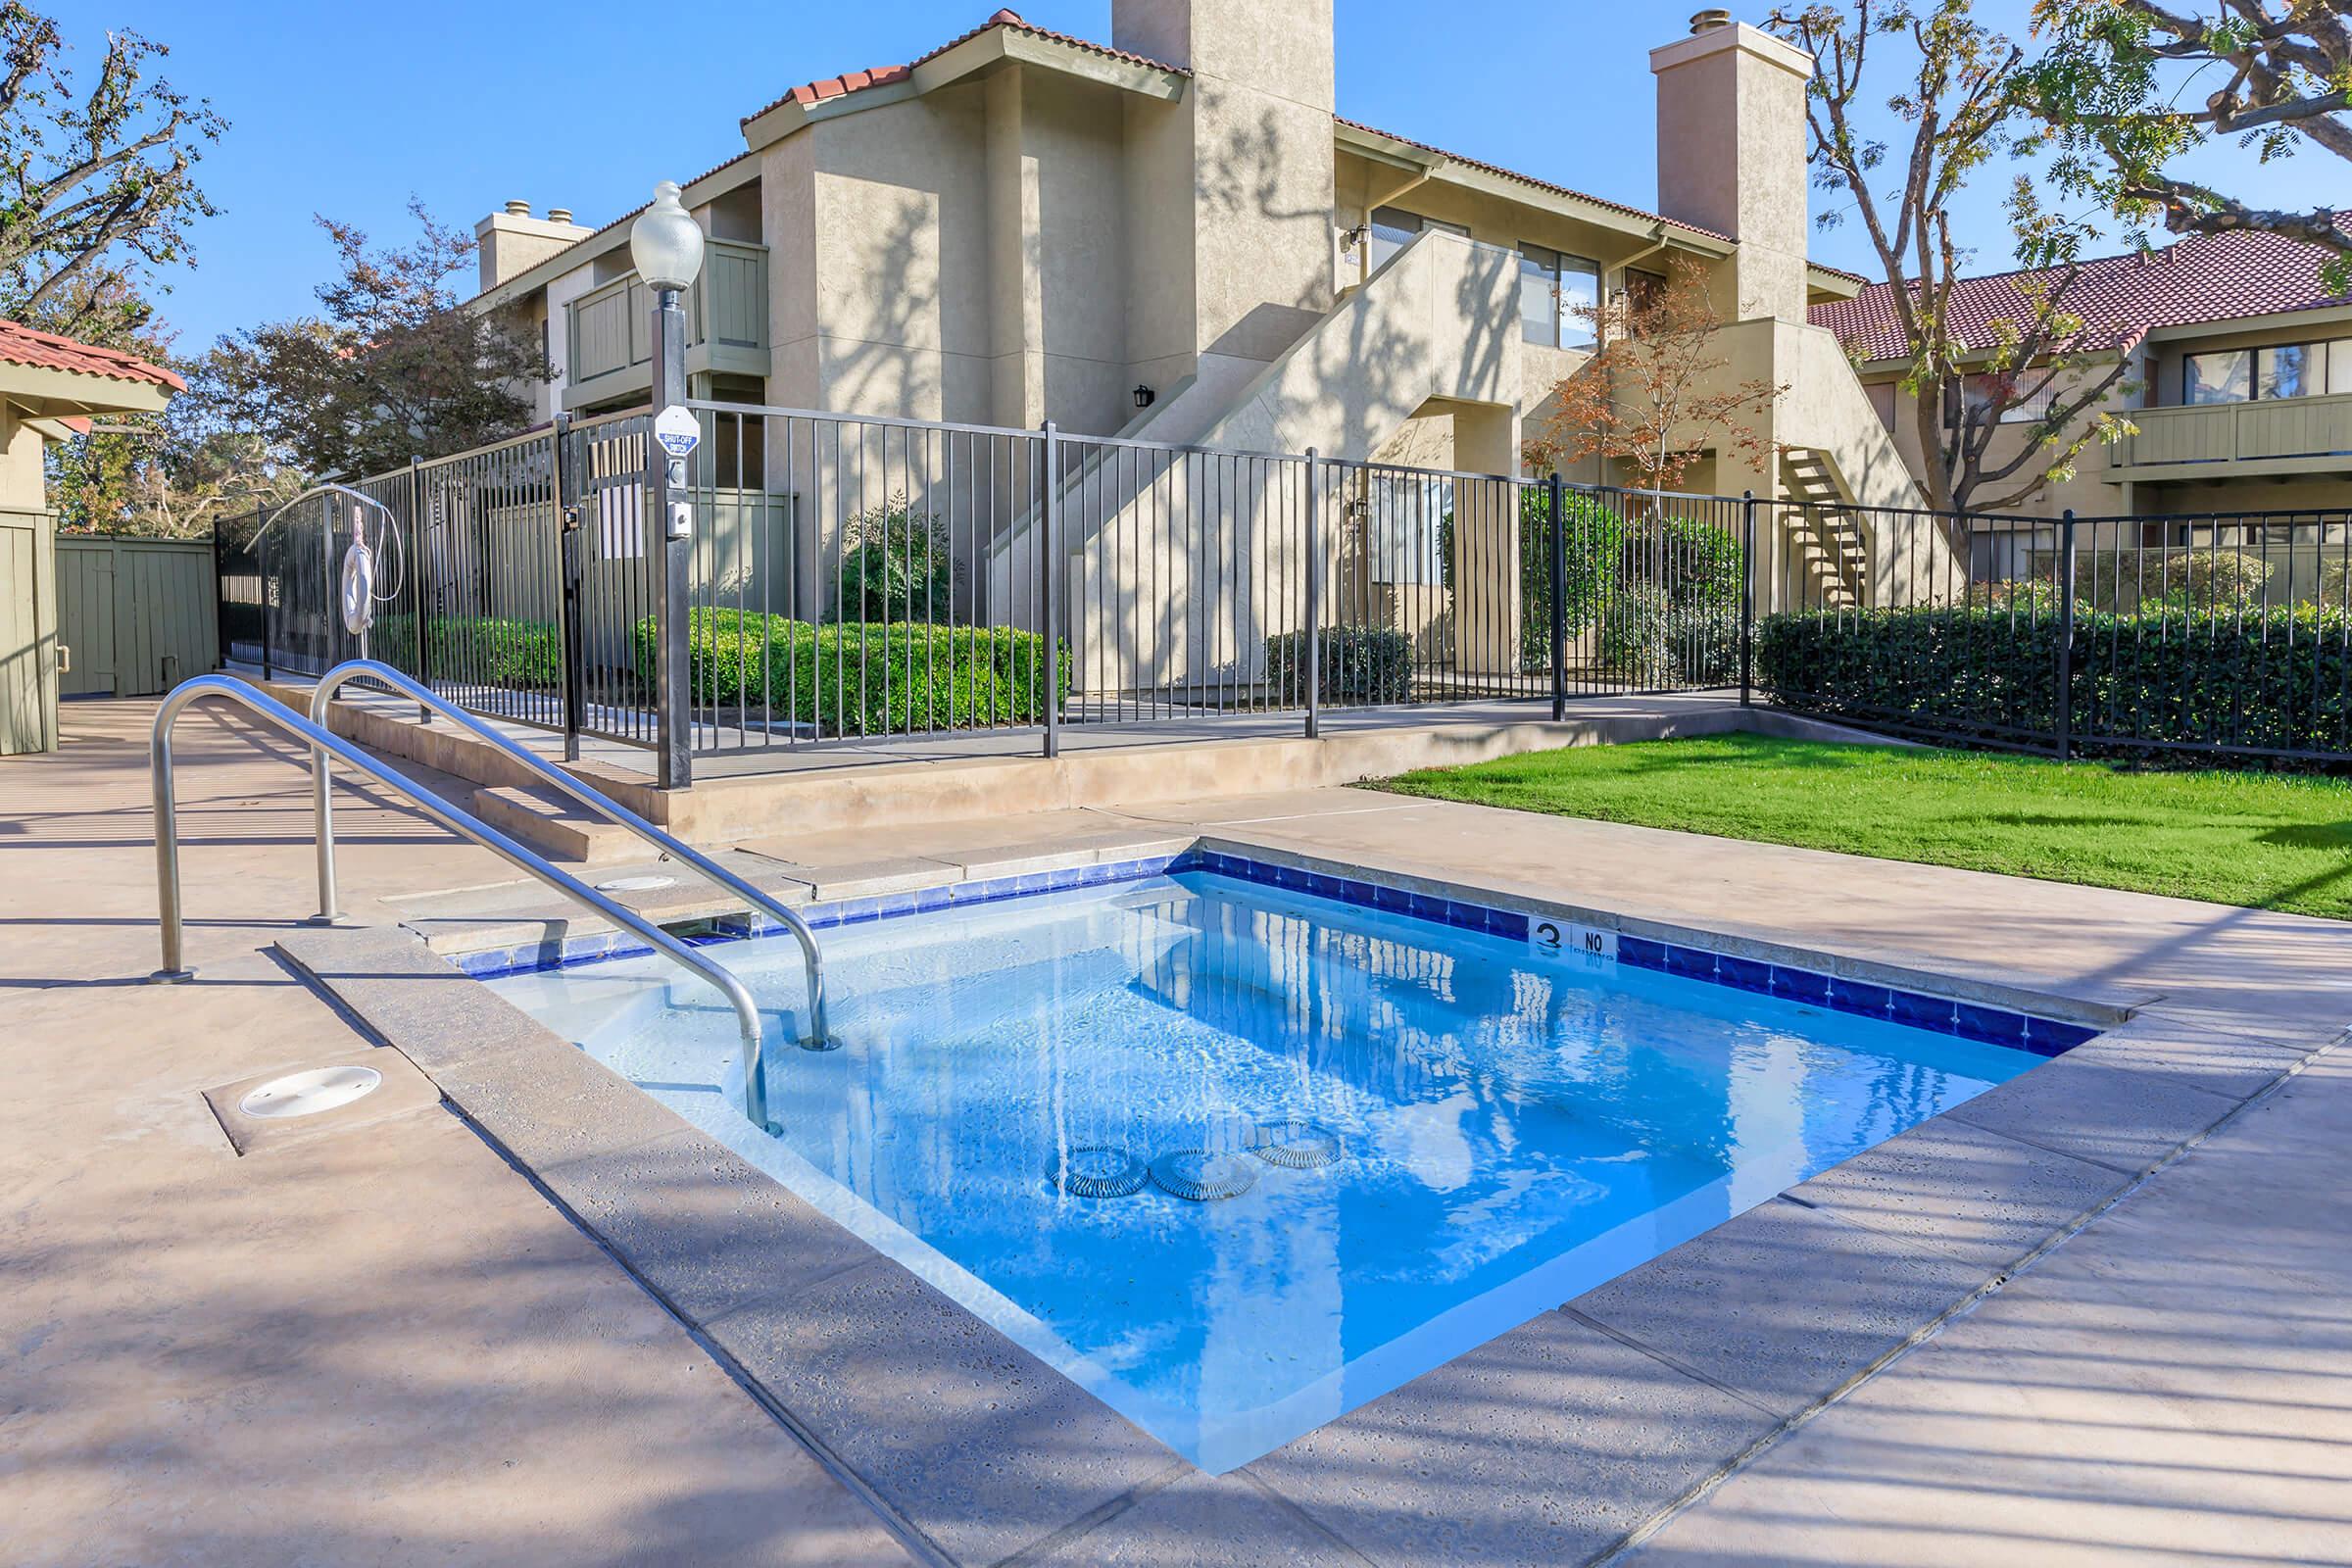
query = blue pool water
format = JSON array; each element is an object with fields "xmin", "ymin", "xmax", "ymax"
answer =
[{"xmin": 490, "ymin": 867, "xmax": 2057, "ymax": 1472}]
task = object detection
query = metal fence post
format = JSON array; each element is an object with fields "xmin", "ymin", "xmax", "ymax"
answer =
[
  {"xmin": 256, "ymin": 502, "xmax": 272, "ymax": 681},
  {"xmin": 1040, "ymin": 420, "xmax": 1062, "ymax": 760},
  {"xmin": 210, "ymin": 516, "xmax": 229, "ymax": 673},
  {"xmin": 2055, "ymin": 509, "xmax": 2079, "ymax": 760},
  {"xmin": 1548, "ymin": 470, "xmax": 1568, "ymax": 720},
  {"xmin": 652, "ymin": 288, "xmax": 693, "ymax": 790},
  {"xmin": 554, "ymin": 415, "xmax": 584, "ymax": 763},
  {"xmin": 1304, "ymin": 449, "xmax": 1323, "ymax": 740},
  {"xmin": 1740, "ymin": 491, "xmax": 1756, "ymax": 708},
  {"xmin": 409, "ymin": 455, "xmax": 431, "ymax": 723}
]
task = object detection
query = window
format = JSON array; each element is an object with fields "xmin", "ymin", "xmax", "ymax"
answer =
[
  {"xmin": 1517, "ymin": 245, "xmax": 1600, "ymax": 351},
  {"xmin": 2258, "ymin": 343, "xmax": 2319, "ymax": 399},
  {"xmin": 2333, "ymin": 340, "xmax": 2352, "ymax": 396},
  {"xmin": 2183, "ymin": 349, "xmax": 2253, "ymax": 405},
  {"xmin": 1964, "ymin": 372, "xmax": 2053, "ymax": 425},
  {"xmin": 1365, "ymin": 207, "xmax": 1467, "ymax": 276}
]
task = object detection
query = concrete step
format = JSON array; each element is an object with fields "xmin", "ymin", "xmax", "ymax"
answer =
[{"xmin": 470, "ymin": 784, "xmax": 646, "ymax": 865}]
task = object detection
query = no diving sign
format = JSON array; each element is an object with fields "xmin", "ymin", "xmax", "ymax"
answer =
[{"xmin": 654, "ymin": 404, "xmax": 701, "ymax": 461}]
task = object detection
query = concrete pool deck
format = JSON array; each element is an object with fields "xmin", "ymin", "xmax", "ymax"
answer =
[{"xmin": 4, "ymin": 695, "xmax": 2348, "ymax": 1565}]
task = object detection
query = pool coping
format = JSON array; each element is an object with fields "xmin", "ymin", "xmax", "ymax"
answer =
[{"xmin": 273, "ymin": 839, "xmax": 2344, "ymax": 1568}]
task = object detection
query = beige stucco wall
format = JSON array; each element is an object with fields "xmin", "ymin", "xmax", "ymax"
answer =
[{"xmin": 1651, "ymin": 24, "xmax": 1813, "ymax": 327}]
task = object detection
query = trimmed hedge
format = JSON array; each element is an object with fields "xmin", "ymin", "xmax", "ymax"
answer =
[
  {"xmin": 1264, "ymin": 624, "xmax": 1413, "ymax": 705},
  {"xmin": 378, "ymin": 613, "xmax": 564, "ymax": 689},
  {"xmin": 634, "ymin": 609, "xmax": 1066, "ymax": 736},
  {"xmin": 1756, "ymin": 603, "xmax": 2352, "ymax": 758}
]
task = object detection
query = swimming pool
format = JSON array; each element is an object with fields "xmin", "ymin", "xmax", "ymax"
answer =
[{"xmin": 488, "ymin": 855, "xmax": 2082, "ymax": 1473}]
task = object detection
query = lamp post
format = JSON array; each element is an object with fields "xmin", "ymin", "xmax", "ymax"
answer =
[{"xmin": 630, "ymin": 180, "xmax": 706, "ymax": 789}]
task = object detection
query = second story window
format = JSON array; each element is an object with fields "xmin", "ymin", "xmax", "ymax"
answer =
[
  {"xmin": 1518, "ymin": 245, "xmax": 1599, "ymax": 352},
  {"xmin": 2184, "ymin": 340, "xmax": 2352, "ymax": 404},
  {"xmin": 1366, "ymin": 207, "xmax": 1468, "ymax": 276}
]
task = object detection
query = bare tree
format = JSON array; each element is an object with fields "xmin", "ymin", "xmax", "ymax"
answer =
[
  {"xmin": 2023, "ymin": 0, "xmax": 2352, "ymax": 286},
  {"xmin": 1770, "ymin": 0, "xmax": 2137, "ymax": 514},
  {"xmin": 0, "ymin": 4, "xmax": 222, "ymax": 345},
  {"xmin": 1533, "ymin": 255, "xmax": 1786, "ymax": 493}
]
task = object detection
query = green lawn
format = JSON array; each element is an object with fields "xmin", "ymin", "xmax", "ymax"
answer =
[{"xmin": 1373, "ymin": 734, "xmax": 2352, "ymax": 920}]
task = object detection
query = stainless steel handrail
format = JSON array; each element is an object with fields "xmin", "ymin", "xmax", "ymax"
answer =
[
  {"xmin": 307, "ymin": 659, "xmax": 829, "ymax": 1053},
  {"xmin": 147, "ymin": 675, "xmax": 785, "ymax": 1133}
]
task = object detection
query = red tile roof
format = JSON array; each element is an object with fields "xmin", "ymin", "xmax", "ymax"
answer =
[
  {"xmin": 0, "ymin": 318, "xmax": 183, "ymax": 393},
  {"xmin": 1810, "ymin": 226, "xmax": 2352, "ymax": 363},
  {"xmin": 742, "ymin": 10, "xmax": 1189, "ymax": 128}
]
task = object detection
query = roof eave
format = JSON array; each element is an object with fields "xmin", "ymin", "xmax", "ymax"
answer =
[
  {"xmin": 742, "ymin": 27, "xmax": 1185, "ymax": 152},
  {"xmin": 2142, "ymin": 299, "xmax": 2352, "ymax": 344},
  {"xmin": 1806, "ymin": 263, "xmax": 1867, "ymax": 300},
  {"xmin": 0, "ymin": 364, "xmax": 173, "ymax": 417},
  {"xmin": 1335, "ymin": 122, "xmax": 1733, "ymax": 256}
]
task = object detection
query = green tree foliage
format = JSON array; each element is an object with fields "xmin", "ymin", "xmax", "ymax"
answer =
[
  {"xmin": 829, "ymin": 493, "xmax": 961, "ymax": 622},
  {"xmin": 0, "ymin": 3, "xmax": 221, "ymax": 347},
  {"xmin": 49, "ymin": 335, "xmax": 302, "ymax": 537},
  {"xmin": 2021, "ymin": 1, "xmax": 2352, "ymax": 290},
  {"xmin": 210, "ymin": 203, "xmax": 546, "ymax": 479}
]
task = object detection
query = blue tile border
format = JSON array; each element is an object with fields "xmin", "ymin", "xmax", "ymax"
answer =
[{"xmin": 455, "ymin": 848, "xmax": 2097, "ymax": 1058}]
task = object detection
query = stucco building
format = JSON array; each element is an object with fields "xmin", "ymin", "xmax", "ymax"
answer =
[
  {"xmin": 465, "ymin": 1, "xmax": 1926, "ymax": 607},
  {"xmin": 0, "ymin": 321, "xmax": 183, "ymax": 756},
  {"xmin": 1817, "ymin": 226, "xmax": 2352, "ymax": 527}
]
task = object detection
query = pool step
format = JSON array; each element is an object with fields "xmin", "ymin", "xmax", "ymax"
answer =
[{"xmin": 469, "ymin": 783, "xmax": 647, "ymax": 865}]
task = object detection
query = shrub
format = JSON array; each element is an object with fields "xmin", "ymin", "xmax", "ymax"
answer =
[
  {"xmin": 1264, "ymin": 624, "xmax": 1413, "ymax": 705},
  {"xmin": 636, "ymin": 609, "xmax": 1066, "ymax": 736},
  {"xmin": 1598, "ymin": 585, "xmax": 1740, "ymax": 688},
  {"xmin": 1755, "ymin": 602, "xmax": 2352, "ymax": 756},
  {"xmin": 378, "ymin": 613, "xmax": 563, "ymax": 689},
  {"xmin": 2074, "ymin": 547, "xmax": 2274, "ymax": 614},
  {"xmin": 830, "ymin": 494, "xmax": 960, "ymax": 623},
  {"xmin": 1962, "ymin": 577, "xmax": 2069, "ymax": 615}
]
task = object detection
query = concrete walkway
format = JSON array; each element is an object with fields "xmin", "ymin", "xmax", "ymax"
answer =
[
  {"xmin": 4, "ymin": 695, "xmax": 2346, "ymax": 1564},
  {"xmin": 0, "ymin": 700, "xmax": 911, "ymax": 1566}
]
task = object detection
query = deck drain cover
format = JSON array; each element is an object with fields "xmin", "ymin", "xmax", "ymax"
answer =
[
  {"xmin": 595, "ymin": 875, "xmax": 676, "ymax": 893},
  {"xmin": 1048, "ymin": 1146, "xmax": 1147, "ymax": 1199},
  {"xmin": 1151, "ymin": 1150, "xmax": 1258, "ymax": 1202},
  {"xmin": 1248, "ymin": 1119, "xmax": 1341, "ymax": 1169},
  {"xmin": 238, "ymin": 1066, "xmax": 382, "ymax": 1120}
]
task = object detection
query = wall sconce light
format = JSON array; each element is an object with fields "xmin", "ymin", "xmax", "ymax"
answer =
[{"xmin": 1134, "ymin": 384, "xmax": 1156, "ymax": 410}]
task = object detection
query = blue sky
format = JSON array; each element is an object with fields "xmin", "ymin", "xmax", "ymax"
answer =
[{"xmin": 62, "ymin": 0, "xmax": 2335, "ymax": 354}]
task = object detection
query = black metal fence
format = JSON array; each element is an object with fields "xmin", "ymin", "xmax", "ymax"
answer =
[
  {"xmin": 220, "ymin": 396, "xmax": 2352, "ymax": 780},
  {"xmin": 215, "ymin": 399, "xmax": 1743, "ymax": 783},
  {"xmin": 1757, "ymin": 502, "xmax": 2352, "ymax": 767}
]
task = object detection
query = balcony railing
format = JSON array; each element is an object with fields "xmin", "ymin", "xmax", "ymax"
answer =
[
  {"xmin": 2110, "ymin": 390, "xmax": 2352, "ymax": 478},
  {"xmin": 564, "ymin": 237, "xmax": 768, "ymax": 405}
]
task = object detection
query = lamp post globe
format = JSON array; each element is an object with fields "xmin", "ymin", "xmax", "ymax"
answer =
[{"xmin": 629, "ymin": 180, "xmax": 705, "ymax": 292}]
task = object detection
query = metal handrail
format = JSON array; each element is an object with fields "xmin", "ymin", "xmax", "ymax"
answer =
[
  {"xmin": 308, "ymin": 659, "xmax": 829, "ymax": 1053},
  {"xmin": 146, "ymin": 674, "xmax": 785, "ymax": 1133}
]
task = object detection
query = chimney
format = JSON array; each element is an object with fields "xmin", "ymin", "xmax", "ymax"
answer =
[
  {"xmin": 1651, "ymin": 17, "xmax": 1815, "ymax": 323},
  {"xmin": 474, "ymin": 200, "xmax": 595, "ymax": 295}
]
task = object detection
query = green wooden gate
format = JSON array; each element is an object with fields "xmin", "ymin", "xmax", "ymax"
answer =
[{"xmin": 55, "ymin": 536, "xmax": 220, "ymax": 698}]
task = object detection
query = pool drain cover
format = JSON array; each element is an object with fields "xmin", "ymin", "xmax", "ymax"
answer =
[
  {"xmin": 238, "ymin": 1066, "xmax": 383, "ymax": 1120},
  {"xmin": 1150, "ymin": 1150, "xmax": 1258, "ymax": 1202},
  {"xmin": 1049, "ymin": 1147, "xmax": 1147, "ymax": 1199},
  {"xmin": 1248, "ymin": 1119, "xmax": 1341, "ymax": 1170}
]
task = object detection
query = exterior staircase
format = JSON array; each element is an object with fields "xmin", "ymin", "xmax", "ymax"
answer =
[{"xmin": 1780, "ymin": 449, "xmax": 1872, "ymax": 609}]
